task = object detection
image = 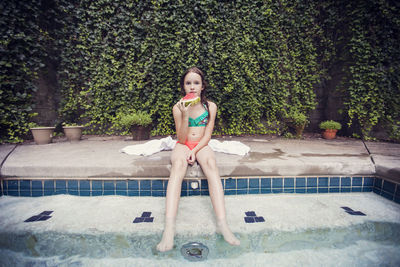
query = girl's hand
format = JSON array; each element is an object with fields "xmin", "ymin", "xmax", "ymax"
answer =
[
  {"xmin": 187, "ymin": 151, "xmax": 196, "ymax": 165},
  {"xmin": 177, "ymin": 99, "xmax": 191, "ymax": 114}
]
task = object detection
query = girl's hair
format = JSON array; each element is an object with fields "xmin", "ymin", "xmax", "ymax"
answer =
[{"xmin": 180, "ymin": 67, "xmax": 210, "ymax": 120}]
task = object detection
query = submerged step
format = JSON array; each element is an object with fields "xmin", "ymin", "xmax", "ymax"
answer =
[{"xmin": 1, "ymin": 222, "xmax": 399, "ymax": 261}]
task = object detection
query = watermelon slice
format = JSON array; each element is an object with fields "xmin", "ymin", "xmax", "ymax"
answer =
[{"xmin": 181, "ymin": 92, "xmax": 200, "ymax": 107}]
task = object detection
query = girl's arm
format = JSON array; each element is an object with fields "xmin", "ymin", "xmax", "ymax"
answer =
[
  {"xmin": 173, "ymin": 101, "xmax": 190, "ymax": 143},
  {"xmin": 190, "ymin": 101, "xmax": 217, "ymax": 155}
]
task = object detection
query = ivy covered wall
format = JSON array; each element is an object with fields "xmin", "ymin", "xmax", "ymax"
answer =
[{"xmin": 1, "ymin": 0, "xmax": 399, "ymax": 142}]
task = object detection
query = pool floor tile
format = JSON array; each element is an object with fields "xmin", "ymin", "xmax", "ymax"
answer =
[
  {"xmin": 141, "ymin": 212, "xmax": 151, "ymax": 217},
  {"xmin": 346, "ymin": 211, "xmax": 366, "ymax": 216},
  {"xmin": 341, "ymin": 207, "xmax": 352, "ymax": 211},
  {"xmin": 244, "ymin": 211, "xmax": 265, "ymax": 223},
  {"xmin": 37, "ymin": 215, "xmax": 52, "ymax": 221},
  {"xmin": 24, "ymin": 215, "xmax": 41, "ymax": 222},
  {"xmin": 244, "ymin": 217, "xmax": 255, "ymax": 223},
  {"xmin": 341, "ymin": 206, "xmax": 366, "ymax": 216},
  {"xmin": 133, "ymin": 217, "xmax": 144, "ymax": 223},
  {"xmin": 245, "ymin": 211, "xmax": 256, "ymax": 216},
  {"xmin": 133, "ymin": 212, "xmax": 154, "ymax": 223},
  {"xmin": 24, "ymin": 211, "xmax": 53, "ymax": 222},
  {"xmin": 40, "ymin": 211, "xmax": 53, "ymax": 216},
  {"xmin": 255, "ymin": 216, "xmax": 265, "ymax": 222}
]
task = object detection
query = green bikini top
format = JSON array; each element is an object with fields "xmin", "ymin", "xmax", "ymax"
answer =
[{"xmin": 188, "ymin": 104, "xmax": 208, "ymax": 127}]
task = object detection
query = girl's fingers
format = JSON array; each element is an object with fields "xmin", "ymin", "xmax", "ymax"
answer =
[{"xmin": 187, "ymin": 153, "xmax": 195, "ymax": 165}]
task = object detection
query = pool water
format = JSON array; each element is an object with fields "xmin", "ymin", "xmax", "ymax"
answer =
[
  {"xmin": 1, "ymin": 222, "xmax": 400, "ymax": 266},
  {"xmin": 0, "ymin": 193, "xmax": 399, "ymax": 266}
]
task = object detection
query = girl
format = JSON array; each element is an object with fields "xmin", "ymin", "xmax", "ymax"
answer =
[{"xmin": 156, "ymin": 67, "xmax": 240, "ymax": 252}]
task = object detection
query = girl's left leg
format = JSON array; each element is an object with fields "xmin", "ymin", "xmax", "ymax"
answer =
[{"xmin": 196, "ymin": 146, "xmax": 240, "ymax": 246}]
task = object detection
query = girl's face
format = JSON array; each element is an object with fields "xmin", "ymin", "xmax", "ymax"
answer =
[{"xmin": 183, "ymin": 72, "xmax": 203, "ymax": 97}]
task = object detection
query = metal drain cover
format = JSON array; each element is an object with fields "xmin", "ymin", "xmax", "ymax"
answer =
[{"xmin": 181, "ymin": 242, "xmax": 209, "ymax": 261}]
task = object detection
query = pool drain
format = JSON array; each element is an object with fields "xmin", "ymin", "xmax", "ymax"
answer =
[{"xmin": 180, "ymin": 242, "xmax": 209, "ymax": 261}]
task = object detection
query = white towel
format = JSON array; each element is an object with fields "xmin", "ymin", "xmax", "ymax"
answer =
[
  {"xmin": 120, "ymin": 136, "xmax": 250, "ymax": 156},
  {"xmin": 120, "ymin": 136, "xmax": 176, "ymax": 156},
  {"xmin": 208, "ymin": 139, "xmax": 250, "ymax": 156}
]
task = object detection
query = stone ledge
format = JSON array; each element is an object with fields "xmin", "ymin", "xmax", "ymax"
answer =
[{"xmin": 0, "ymin": 138, "xmax": 378, "ymax": 179}]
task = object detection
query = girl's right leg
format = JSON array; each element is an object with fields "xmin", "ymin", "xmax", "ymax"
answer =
[{"xmin": 156, "ymin": 143, "xmax": 190, "ymax": 252}]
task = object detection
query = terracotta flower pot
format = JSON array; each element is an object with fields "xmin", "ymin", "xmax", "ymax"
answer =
[
  {"xmin": 30, "ymin": 127, "xmax": 55, "ymax": 145},
  {"xmin": 130, "ymin": 125, "xmax": 151, "ymax": 140},
  {"xmin": 323, "ymin": 129, "xmax": 338, "ymax": 140},
  {"xmin": 63, "ymin": 126, "xmax": 84, "ymax": 141}
]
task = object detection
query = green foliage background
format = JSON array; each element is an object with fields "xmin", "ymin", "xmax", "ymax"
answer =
[{"xmin": 1, "ymin": 0, "xmax": 399, "ymax": 142}]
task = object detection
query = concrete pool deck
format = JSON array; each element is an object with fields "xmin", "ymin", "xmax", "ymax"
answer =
[{"xmin": 0, "ymin": 136, "xmax": 399, "ymax": 182}]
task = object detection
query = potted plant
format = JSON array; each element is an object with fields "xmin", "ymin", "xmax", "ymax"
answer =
[
  {"xmin": 319, "ymin": 120, "xmax": 342, "ymax": 139},
  {"xmin": 286, "ymin": 111, "xmax": 309, "ymax": 138},
  {"xmin": 114, "ymin": 110, "xmax": 152, "ymax": 140},
  {"xmin": 29, "ymin": 122, "xmax": 56, "ymax": 145},
  {"xmin": 62, "ymin": 123, "xmax": 84, "ymax": 141}
]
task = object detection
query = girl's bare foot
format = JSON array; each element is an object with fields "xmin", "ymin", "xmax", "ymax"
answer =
[
  {"xmin": 156, "ymin": 217, "xmax": 175, "ymax": 252},
  {"xmin": 217, "ymin": 219, "xmax": 240, "ymax": 246}
]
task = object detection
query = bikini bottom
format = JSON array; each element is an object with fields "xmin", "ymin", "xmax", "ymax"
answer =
[{"xmin": 177, "ymin": 140, "xmax": 199, "ymax": 150}]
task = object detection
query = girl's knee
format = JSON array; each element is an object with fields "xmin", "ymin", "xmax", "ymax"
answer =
[
  {"xmin": 171, "ymin": 158, "xmax": 187, "ymax": 169},
  {"xmin": 203, "ymin": 157, "xmax": 217, "ymax": 170}
]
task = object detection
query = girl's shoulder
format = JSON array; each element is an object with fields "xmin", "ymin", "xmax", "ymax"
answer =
[
  {"xmin": 206, "ymin": 100, "xmax": 217, "ymax": 109},
  {"xmin": 172, "ymin": 103, "xmax": 181, "ymax": 114},
  {"xmin": 173, "ymin": 102, "xmax": 180, "ymax": 110}
]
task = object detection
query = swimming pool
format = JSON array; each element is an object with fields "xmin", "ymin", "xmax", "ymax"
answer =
[{"xmin": 0, "ymin": 193, "xmax": 399, "ymax": 266}]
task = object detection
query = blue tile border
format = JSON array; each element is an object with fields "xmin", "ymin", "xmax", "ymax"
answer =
[{"xmin": 0, "ymin": 176, "xmax": 399, "ymax": 205}]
